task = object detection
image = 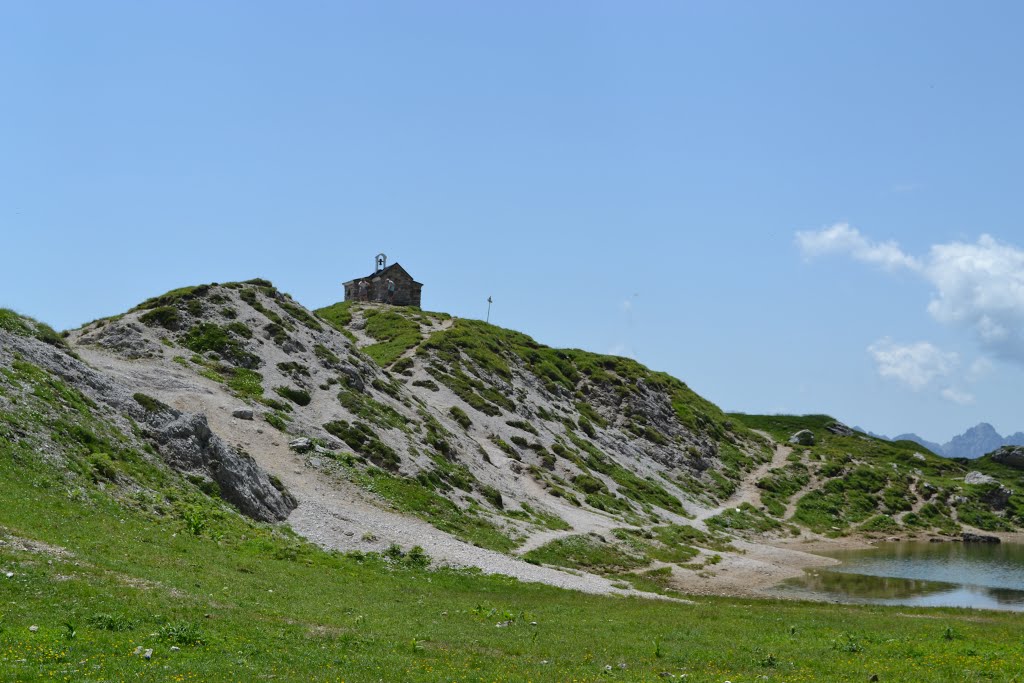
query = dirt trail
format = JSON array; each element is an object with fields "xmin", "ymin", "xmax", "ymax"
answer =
[{"xmin": 693, "ymin": 440, "xmax": 793, "ymax": 522}]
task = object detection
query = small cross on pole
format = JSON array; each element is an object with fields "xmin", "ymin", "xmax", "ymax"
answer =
[{"xmin": 486, "ymin": 296, "xmax": 493, "ymax": 324}]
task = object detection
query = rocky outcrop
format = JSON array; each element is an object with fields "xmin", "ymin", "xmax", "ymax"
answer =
[
  {"xmin": 991, "ymin": 446, "xmax": 1024, "ymax": 470},
  {"xmin": 0, "ymin": 326, "xmax": 295, "ymax": 523},
  {"xmin": 825, "ymin": 421, "xmax": 854, "ymax": 437},
  {"xmin": 145, "ymin": 411, "xmax": 296, "ymax": 522},
  {"xmin": 962, "ymin": 532, "xmax": 1000, "ymax": 543},
  {"xmin": 78, "ymin": 319, "xmax": 163, "ymax": 360},
  {"xmin": 980, "ymin": 484, "xmax": 1013, "ymax": 510}
]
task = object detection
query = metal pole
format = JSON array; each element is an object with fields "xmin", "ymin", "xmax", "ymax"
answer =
[{"xmin": 486, "ymin": 296, "xmax": 492, "ymax": 323}]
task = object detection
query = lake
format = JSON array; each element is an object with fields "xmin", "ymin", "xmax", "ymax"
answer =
[{"xmin": 775, "ymin": 540, "xmax": 1024, "ymax": 611}]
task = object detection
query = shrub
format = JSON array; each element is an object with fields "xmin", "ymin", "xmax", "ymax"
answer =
[
  {"xmin": 573, "ymin": 473, "xmax": 607, "ymax": 495},
  {"xmin": 323, "ymin": 420, "xmax": 400, "ymax": 470},
  {"xmin": 265, "ymin": 412, "xmax": 288, "ymax": 432},
  {"xmin": 183, "ymin": 323, "xmax": 260, "ymax": 368},
  {"xmin": 506, "ymin": 419, "xmax": 539, "ymax": 435},
  {"xmin": 449, "ymin": 406, "xmax": 472, "ymax": 430},
  {"xmin": 479, "ymin": 484, "xmax": 503, "ymax": 508},
  {"xmin": 275, "ymin": 386, "xmax": 311, "ymax": 406},
  {"xmin": 139, "ymin": 306, "xmax": 180, "ymax": 330}
]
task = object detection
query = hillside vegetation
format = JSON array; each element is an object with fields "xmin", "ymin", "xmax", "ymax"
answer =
[{"xmin": 732, "ymin": 414, "xmax": 1024, "ymax": 536}]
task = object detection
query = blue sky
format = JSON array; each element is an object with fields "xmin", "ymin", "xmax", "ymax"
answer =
[{"xmin": 3, "ymin": 2, "xmax": 1023, "ymax": 442}]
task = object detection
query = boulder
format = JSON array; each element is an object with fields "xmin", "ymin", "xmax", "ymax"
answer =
[
  {"xmin": 962, "ymin": 532, "xmax": 1000, "ymax": 544},
  {"xmin": 965, "ymin": 471, "xmax": 997, "ymax": 485},
  {"xmin": 232, "ymin": 408, "xmax": 254, "ymax": 420},
  {"xmin": 789, "ymin": 429, "xmax": 815, "ymax": 446}
]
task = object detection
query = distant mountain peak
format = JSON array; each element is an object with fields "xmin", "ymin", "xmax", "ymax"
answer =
[{"xmin": 876, "ymin": 422, "xmax": 1024, "ymax": 459}]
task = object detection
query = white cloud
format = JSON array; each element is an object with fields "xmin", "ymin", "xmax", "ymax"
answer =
[
  {"xmin": 940, "ymin": 387, "xmax": 975, "ymax": 405},
  {"xmin": 867, "ymin": 338, "xmax": 958, "ymax": 390},
  {"xmin": 795, "ymin": 223, "xmax": 921, "ymax": 271},
  {"xmin": 799, "ymin": 227, "xmax": 1024, "ymax": 362},
  {"xmin": 968, "ymin": 356, "xmax": 994, "ymax": 381},
  {"xmin": 922, "ymin": 235, "xmax": 1024, "ymax": 361}
]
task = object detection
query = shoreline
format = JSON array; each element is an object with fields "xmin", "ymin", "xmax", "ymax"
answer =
[{"xmin": 666, "ymin": 529, "xmax": 1024, "ymax": 600}]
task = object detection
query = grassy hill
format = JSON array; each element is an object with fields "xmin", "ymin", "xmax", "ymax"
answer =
[
  {"xmin": 5, "ymin": 286, "xmax": 1024, "ymax": 680},
  {"xmin": 2, "ymin": 319, "xmax": 1024, "ymax": 680}
]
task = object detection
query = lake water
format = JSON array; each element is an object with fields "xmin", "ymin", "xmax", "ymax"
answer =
[{"xmin": 776, "ymin": 541, "xmax": 1024, "ymax": 611}]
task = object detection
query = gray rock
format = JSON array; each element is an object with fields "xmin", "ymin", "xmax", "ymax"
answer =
[
  {"xmin": 149, "ymin": 412, "xmax": 296, "ymax": 522},
  {"xmin": 981, "ymin": 485, "xmax": 1013, "ymax": 510},
  {"xmin": 965, "ymin": 471, "xmax": 996, "ymax": 485},
  {"xmin": 912, "ymin": 452, "xmax": 927, "ymax": 461},
  {"xmin": 232, "ymin": 408, "xmax": 254, "ymax": 420},
  {"xmin": 289, "ymin": 437, "xmax": 313, "ymax": 453},
  {"xmin": 962, "ymin": 532, "xmax": 1000, "ymax": 543},
  {"xmin": 825, "ymin": 421, "xmax": 854, "ymax": 437},
  {"xmin": 28, "ymin": 625, "xmax": 38, "ymax": 632},
  {"xmin": 789, "ymin": 429, "xmax": 815, "ymax": 446},
  {"xmin": 79, "ymin": 321, "xmax": 161, "ymax": 359},
  {"xmin": 144, "ymin": 648, "xmax": 153, "ymax": 660}
]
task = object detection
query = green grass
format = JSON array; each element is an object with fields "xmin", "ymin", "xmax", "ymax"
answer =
[
  {"xmin": 353, "ymin": 466, "xmax": 516, "ymax": 552},
  {"xmin": 448, "ymin": 405, "xmax": 472, "ymax": 430},
  {"xmin": 0, "ymin": 308, "xmax": 68, "ymax": 349},
  {"xmin": 323, "ymin": 420, "xmax": 401, "ymax": 470},
  {"xmin": 337, "ymin": 388, "xmax": 408, "ymax": 430},
  {"xmin": 360, "ymin": 309, "xmax": 424, "ymax": 367},
  {"xmin": 182, "ymin": 323, "xmax": 260, "ymax": 369},
  {"xmin": 275, "ymin": 386, "xmax": 312, "ymax": 407},
  {"xmin": 131, "ymin": 284, "xmax": 210, "ymax": 311},
  {"xmin": 707, "ymin": 502, "xmax": 787, "ymax": 534},
  {"xmin": 138, "ymin": 305, "xmax": 181, "ymax": 330},
  {"xmin": 522, "ymin": 534, "xmax": 648, "ymax": 573},
  {"xmin": 315, "ymin": 301, "xmax": 358, "ymax": 343}
]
